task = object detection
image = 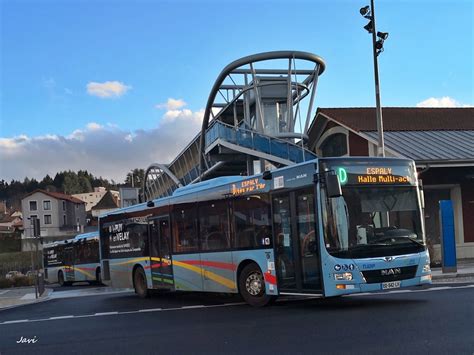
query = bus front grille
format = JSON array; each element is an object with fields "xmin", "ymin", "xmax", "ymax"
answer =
[{"xmin": 361, "ymin": 265, "xmax": 418, "ymax": 284}]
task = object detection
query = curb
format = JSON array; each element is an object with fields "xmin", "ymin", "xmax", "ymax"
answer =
[
  {"xmin": 432, "ymin": 272, "xmax": 474, "ymax": 280},
  {"xmin": 0, "ymin": 288, "xmax": 54, "ymax": 312}
]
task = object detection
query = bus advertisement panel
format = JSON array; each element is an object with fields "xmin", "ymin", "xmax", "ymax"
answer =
[{"xmin": 99, "ymin": 157, "xmax": 431, "ymax": 306}]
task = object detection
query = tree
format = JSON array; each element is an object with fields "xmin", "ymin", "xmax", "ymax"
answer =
[{"xmin": 125, "ymin": 168, "xmax": 145, "ymax": 188}]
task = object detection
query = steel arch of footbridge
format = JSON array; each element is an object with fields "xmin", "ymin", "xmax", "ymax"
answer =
[
  {"xmin": 198, "ymin": 50, "xmax": 326, "ymax": 178},
  {"xmin": 143, "ymin": 163, "xmax": 183, "ymax": 201}
]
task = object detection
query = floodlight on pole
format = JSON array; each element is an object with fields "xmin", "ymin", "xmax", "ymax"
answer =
[
  {"xmin": 377, "ymin": 31, "xmax": 389, "ymax": 40},
  {"xmin": 360, "ymin": 5, "xmax": 370, "ymax": 17},
  {"xmin": 360, "ymin": 0, "xmax": 387, "ymax": 157}
]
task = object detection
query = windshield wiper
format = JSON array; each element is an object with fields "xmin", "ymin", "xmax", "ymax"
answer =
[{"xmin": 376, "ymin": 235, "xmax": 425, "ymax": 247}]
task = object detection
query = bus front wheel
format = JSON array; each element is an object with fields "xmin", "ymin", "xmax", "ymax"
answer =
[
  {"xmin": 133, "ymin": 267, "xmax": 149, "ymax": 298},
  {"xmin": 238, "ymin": 263, "xmax": 274, "ymax": 307}
]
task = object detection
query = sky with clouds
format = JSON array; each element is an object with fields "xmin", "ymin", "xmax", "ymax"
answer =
[{"xmin": 1, "ymin": 0, "xmax": 472, "ymax": 182}]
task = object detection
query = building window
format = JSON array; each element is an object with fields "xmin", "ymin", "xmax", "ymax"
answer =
[
  {"xmin": 319, "ymin": 133, "xmax": 348, "ymax": 157},
  {"xmin": 43, "ymin": 200, "xmax": 51, "ymax": 210},
  {"xmin": 63, "ymin": 215, "xmax": 67, "ymax": 226},
  {"xmin": 44, "ymin": 215, "xmax": 52, "ymax": 225},
  {"xmin": 29, "ymin": 201, "xmax": 37, "ymax": 211},
  {"xmin": 62, "ymin": 201, "xmax": 66, "ymax": 211}
]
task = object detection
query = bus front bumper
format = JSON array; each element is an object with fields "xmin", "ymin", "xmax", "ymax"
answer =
[{"xmin": 328, "ymin": 274, "xmax": 432, "ymax": 296}]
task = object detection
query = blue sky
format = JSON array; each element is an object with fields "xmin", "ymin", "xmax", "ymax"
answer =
[{"xmin": 0, "ymin": 0, "xmax": 472, "ymax": 181}]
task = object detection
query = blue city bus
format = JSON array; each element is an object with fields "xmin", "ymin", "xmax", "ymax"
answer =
[
  {"xmin": 99, "ymin": 157, "xmax": 431, "ymax": 306},
  {"xmin": 44, "ymin": 232, "xmax": 102, "ymax": 286}
]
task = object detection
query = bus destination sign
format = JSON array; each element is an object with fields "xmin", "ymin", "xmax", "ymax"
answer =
[
  {"xmin": 231, "ymin": 178, "xmax": 266, "ymax": 196},
  {"xmin": 336, "ymin": 166, "xmax": 415, "ymax": 186}
]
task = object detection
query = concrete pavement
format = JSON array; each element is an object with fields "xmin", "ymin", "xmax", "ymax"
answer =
[
  {"xmin": 431, "ymin": 258, "xmax": 474, "ymax": 280},
  {"xmin": 0, "ymin": 287, "xmax": 53, "ymax": 311}
]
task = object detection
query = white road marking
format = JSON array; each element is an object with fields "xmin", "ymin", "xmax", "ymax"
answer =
[
  {"xmin": 49, "ymin": 315, "xmax": 74, "ymax": 320},
  {"xmin": 3, "ymin": 319, "xmax": 29, "ymax": 324},
  {"xmin": 0, "ymin": 285, "xmax": 472, "ymax": 326},
  {"xmin": 138, "ymin": 308, "xmax": 162, "ymax": 312},
  {"xmin": 94, "ymin": 312, "xmax": 118, "ymax": 316}
]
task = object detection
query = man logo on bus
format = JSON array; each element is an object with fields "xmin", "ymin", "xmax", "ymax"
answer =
[{"xmin": 380, "ymin": 268, "xmax": 401, "ymax": 276}]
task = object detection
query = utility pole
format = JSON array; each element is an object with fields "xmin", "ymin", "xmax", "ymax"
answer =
[{"xmin": 31, "ymin": 217, "xmax": 40, "ymax": 299}]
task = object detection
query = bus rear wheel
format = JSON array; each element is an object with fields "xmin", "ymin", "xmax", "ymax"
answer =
[
  {"xmin": 95, "ymin": 268, "xmax": 102, "ymax": 285},
  {"xmin": 133, "ymin": 267, "xmax": 149, "ymax": 298},
  {"xmin": 58, "ymin": 271, "xmax": 65, "ymax": 287},
  {"xmin": 239, "ymin": 263, "xmax": 274, "ymax": 307}
]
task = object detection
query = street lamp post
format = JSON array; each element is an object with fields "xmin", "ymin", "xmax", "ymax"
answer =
[{"xmin": 360, "ymin": 1, "xmax": 388, "ymax": 157}]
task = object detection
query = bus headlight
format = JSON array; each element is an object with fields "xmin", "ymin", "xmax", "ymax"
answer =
[
  {"xmin": 334, "ymin": 272, "xmax": 353, "ymax": 281},
  {"xmin": 422, "ymin": 264, "xmax": 431, "ymax": 273}
]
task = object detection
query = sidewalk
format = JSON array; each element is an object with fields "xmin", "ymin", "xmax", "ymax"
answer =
[
  {"xmin": 0, "ymin": 286, "xmax": 53, "ymax": 311},
  {"xmin": 431, "ymin": 259, "xmax": 474, "ymax": 281}
]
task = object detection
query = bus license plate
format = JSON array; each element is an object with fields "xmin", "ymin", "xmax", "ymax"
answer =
[{"xmin": 382, "ymin": 281, "xmax": 401, "ymax": 290}]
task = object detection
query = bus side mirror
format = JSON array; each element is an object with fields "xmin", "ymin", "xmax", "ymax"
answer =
[{"xmin": 326, "ymin": 173, "xmax": 342, "ymax": 198}]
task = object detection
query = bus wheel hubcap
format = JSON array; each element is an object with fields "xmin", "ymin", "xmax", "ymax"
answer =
[{"xmin": 246, "ymin": 272, "xmax": 262, "ymax": 296}]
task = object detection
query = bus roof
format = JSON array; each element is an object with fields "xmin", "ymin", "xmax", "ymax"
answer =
[
  {"xmin": 99, "ymin": 156, "xmax": 415, "ymax": 219},
  {"xmin": 73, "ymin": 231, "xmax": 99, "ymax": 241}
]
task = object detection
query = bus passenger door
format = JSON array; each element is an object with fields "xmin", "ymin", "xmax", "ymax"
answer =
[
  {"xmin": 149, "ymin": 217, "xmax": 174, "ymax": 290},
  {"xmin": 273, "ymin": 188, "xmax": 322, "ymax": 293},
  {"xmin": 64, "ymin": 244, "xmax": 75, "ymax": 282}
]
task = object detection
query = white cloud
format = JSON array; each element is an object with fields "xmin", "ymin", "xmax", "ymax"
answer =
[
  {"xmin": 155, "ymin": 98, "xmax": 187, "ymax": 110},
  {"xmin": 0, "ymin": 107, "xmax": 204, "ymax": 182},
  {"xmin": 86, "ymin": 81, "xmax": 131, "ymax": 98},
  {"xmin": 86, "ymin": 122, "xmax": 103, "ymax": 131},
  {"xmin": 416, "ymin": 96, "xmax": 472, "ymax": 108}
]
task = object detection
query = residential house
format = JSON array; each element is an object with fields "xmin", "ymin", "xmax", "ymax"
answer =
[
  {"xmin": 21, "ymin": 190, "xmax": 86, "ymax": 250},
  {"xmin": 91, "ymin": 190, "xmax": 119, "ymax": 218},
  {"xmin": 0, "ymin": 212, "xmax": 23, "ymax": 235},
  {"xmin": 73, "ymin": 187, "xmax": 119, "ymax": 212}
]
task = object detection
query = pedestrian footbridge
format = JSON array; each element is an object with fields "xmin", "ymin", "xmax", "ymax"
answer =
[{"xmin": 143, "ymin": 51, "xmax": 325, "ymax": 201}]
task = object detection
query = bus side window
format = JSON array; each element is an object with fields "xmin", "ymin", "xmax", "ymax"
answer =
[
  {"xmin": 199, "ymin": 200, "xmax": 230, "ymax": 251},
  {"xmin": 233, "ymin": 195, "xmax": 271, "ymax": 249},
  {"xmin": 172, "ymin": 204, "xmax": 198, "ymax": 253}
]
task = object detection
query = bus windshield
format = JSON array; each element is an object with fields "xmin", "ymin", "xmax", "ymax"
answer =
[{"xmin": 322, "ymin": 186, "xmax": 425, "ymax": 258}]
